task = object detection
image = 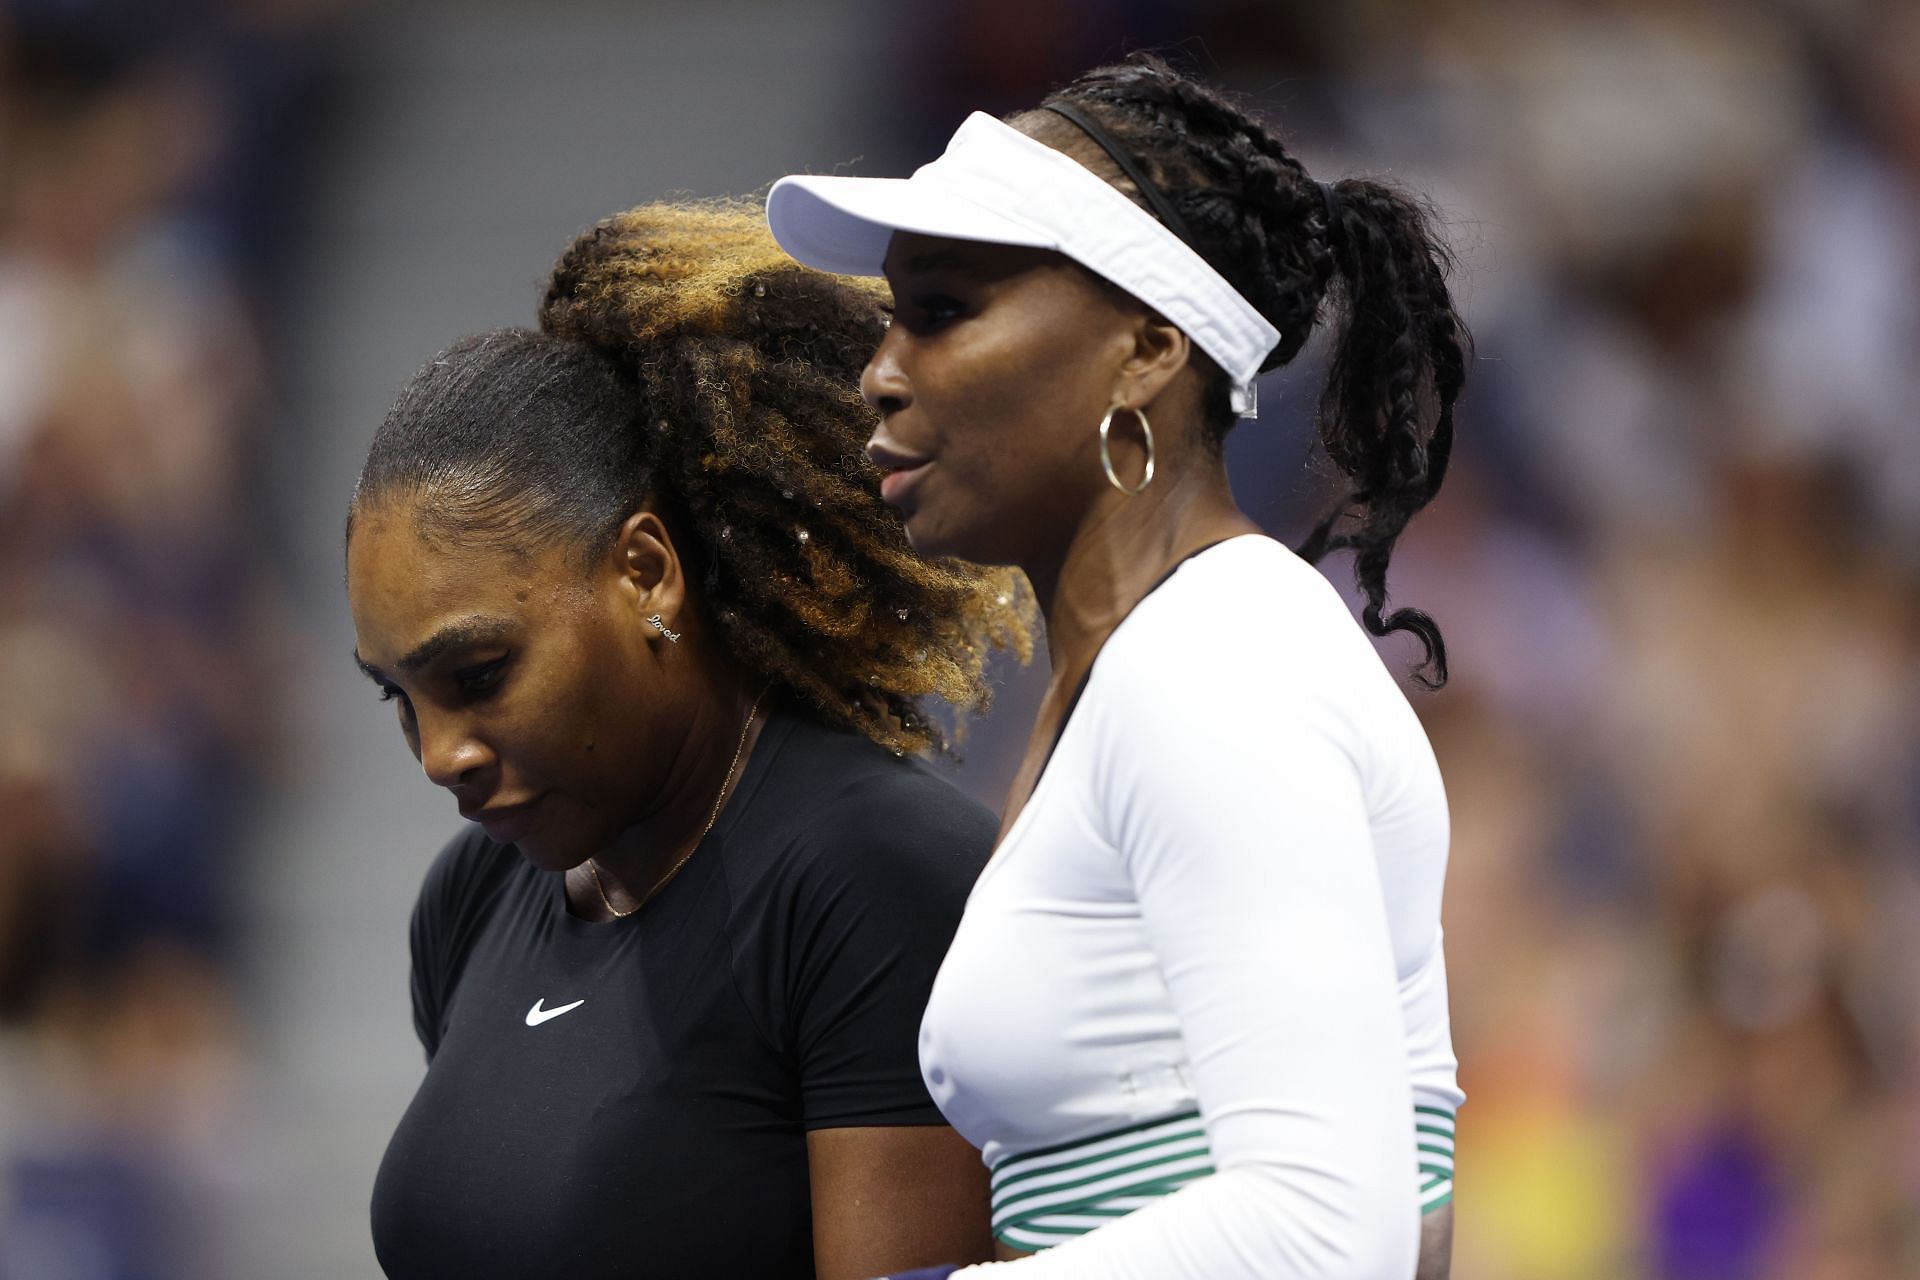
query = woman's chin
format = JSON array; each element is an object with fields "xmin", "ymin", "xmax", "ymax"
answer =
[
  {"xmin": 509, "ymin": 830, "xmax": 586, "ymax": 873},
  {"xmin": 902, "ymin": 521, "xmax": 942, "ymax": 557},
  {"xmin": 906, "ymin": 517, "xmax": 1016, "ymax": 571},
  {"xmin": 902, "ymin": 512, "xmax": 972, "ymax": 563}
]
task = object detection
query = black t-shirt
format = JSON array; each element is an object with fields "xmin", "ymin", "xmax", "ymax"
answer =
[{"xmin": 369, "ymin": 709, "xmax": 995, "ymax": 1279}]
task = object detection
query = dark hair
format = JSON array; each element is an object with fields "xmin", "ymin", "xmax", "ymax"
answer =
[
  {"xmin": 1023, "ymin": 54, "xmax": 1468, "ymax": 687},
  {"xmin": 351, "ymin": 201, "xmax": 1032, "ymax": 753}
]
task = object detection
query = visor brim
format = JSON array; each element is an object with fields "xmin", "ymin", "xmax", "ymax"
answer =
[{"xmin": 767, "ymin": 174, "xmax": 1055, "ymax": 278}]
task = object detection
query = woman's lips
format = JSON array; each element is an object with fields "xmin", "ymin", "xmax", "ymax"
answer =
[
  {"xmin": 466, "ymin": 795, "xmax": 544, "ymax": 844},
  {"xmin": 869, "ymin": 436, "xmax": 934, "ymax": 510},
  {"xmin": 879, "ymin": 459, "xmax": 933, "ymax": 506}
]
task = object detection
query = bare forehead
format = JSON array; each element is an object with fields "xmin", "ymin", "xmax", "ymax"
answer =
[
  {"xmin": 347, "ymin": 501, "xmax": 568, "ymax": 639},
  {"xmin": 350, "ymin": 491, "xmax": 545, "ymax": 575}
]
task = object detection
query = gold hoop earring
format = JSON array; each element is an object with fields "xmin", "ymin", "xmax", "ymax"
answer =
[{"xmin": 1099, "ymin": 405, "xmax": 1155, "ymax": 496}]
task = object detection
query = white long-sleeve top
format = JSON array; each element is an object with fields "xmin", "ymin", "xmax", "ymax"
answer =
[{"xmin": 918, "ymin": 535, "xmax": 1462, "ymax": 1278}]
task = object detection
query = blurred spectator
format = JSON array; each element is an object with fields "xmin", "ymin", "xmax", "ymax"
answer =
[{"xmin": 0, "ymin": 2, "xmax": 339, "ymax": 1274}]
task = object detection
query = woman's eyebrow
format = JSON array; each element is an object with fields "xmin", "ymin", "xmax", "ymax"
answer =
[{"xmin": 353, "ymin": 615, "xmax": 516, "ymax": 681}]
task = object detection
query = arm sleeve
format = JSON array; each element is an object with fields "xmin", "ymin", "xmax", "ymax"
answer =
[
  {"xmin": 960, "ymin": 653, "xmax": 1420, "ymax": 1279},
  {"xmin": 407, "ymin": 828, "xmax": 515, "ymax": 1063},
  {"xmin": 1403, "ymin": 935, "xmax": 1462, "ymax": 1212},
  {"xmin": 788, "ymin": 770, "xmax": 995, "ymax": 1130},
  {"xmin": 408, "ymin": 887, "xmax": 443, "ymax": 1062}
]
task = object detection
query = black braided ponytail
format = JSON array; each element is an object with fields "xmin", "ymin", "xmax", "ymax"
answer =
[{"xmin": 1025, "ymin": 54, "xmax": 1469, "ymax": 687}]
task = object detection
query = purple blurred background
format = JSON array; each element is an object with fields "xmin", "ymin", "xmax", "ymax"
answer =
[{"xmin": 1, "ymin": 0, "xmax": 1916, "ymax": 1275}]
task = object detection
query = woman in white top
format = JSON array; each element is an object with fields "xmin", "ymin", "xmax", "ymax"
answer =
[{"xmin": 767, "ymin": 54, "xmax": 1469, "ymax": 1279}]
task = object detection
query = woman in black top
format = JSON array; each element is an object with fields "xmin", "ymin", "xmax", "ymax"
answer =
[{"xmin": 347, "ymin": 202, "xmax": 1030, "ymax": 1279}]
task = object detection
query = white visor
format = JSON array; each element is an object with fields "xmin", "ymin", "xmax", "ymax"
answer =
[{"xmin": 767, "ymin": 112, "xmax": 1278, "ymax": 416}]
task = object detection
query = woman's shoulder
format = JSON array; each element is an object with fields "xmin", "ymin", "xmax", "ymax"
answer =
[
  {"xmin": 1179, "ymin": 534, "xmax": 1357, "ymax": 632},
  {"xmin": 1087, "ymin": 535, "xmax": 1429, "ymax": 764},
  {"xmin": 413, "ymin": 825, "xmax": 524, "ymax": 933},
  {"xmin": 762, "ymin": 711, "xmax": 990, "ymax": 814},
  {"xmin": 1106, "ymin": 535, "xmax": 1377, "ymax": 675},
  {"xmin": 743, "ymin": 713, "xmax": 998, "ymax": 891}
]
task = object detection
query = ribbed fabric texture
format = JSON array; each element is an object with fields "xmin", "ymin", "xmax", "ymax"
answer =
[
  {"xmin": 988, "ymin": 1105, "xmax": 1458, "ymax": 1252},
  {"xmin": 1416, "ymin": 1105, "xmax": 1456, "ymax": 1212},
  {"xmin": 989, "ymin": 1112, "xmax": 1215, "ymax": 1252}
]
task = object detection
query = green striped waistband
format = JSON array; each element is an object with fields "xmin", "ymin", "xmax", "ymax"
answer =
[
  {"xmin": 988, "ymin": 1111, "xmax": 1215, "ymax": 1253},
  {"xmin": 987, "ymin": 1103, "xmax": 1459, "ymax": 1251}
]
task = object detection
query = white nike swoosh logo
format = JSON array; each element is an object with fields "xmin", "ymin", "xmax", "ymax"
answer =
[{"xmin": 525, "ymin": 997, "xmax": 585, "ymax": 1027}]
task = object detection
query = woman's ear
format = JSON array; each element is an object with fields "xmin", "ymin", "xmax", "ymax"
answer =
[
  {"xmin": 1114, "ymin": 311, "xmax": 1191, "ymax": 410},
  {"xmin": 611, "ymin": 509, "xmax": 687, "ymax": 636}
]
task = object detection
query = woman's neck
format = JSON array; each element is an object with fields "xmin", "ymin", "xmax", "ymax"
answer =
[
  {"xmin": 585, "ymin": 664, "xmax": 765, "ymax": 907},
  {"xmin": 1030, "ymin": 451, "xmax": 1261, "ymax": 677}
]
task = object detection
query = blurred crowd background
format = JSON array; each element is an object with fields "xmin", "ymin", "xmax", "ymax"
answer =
[{"xmin": 1, "ymin": 0, "xmax": 1915, "ymax": 1275}]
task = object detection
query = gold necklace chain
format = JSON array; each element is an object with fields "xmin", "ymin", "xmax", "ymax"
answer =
[{"xmin": 587, "ymin": 684, "xmax": 771, "ymax": 920}]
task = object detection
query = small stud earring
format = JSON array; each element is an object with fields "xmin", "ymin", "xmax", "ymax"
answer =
[{"xmin": 646, "ymin": 614, "xmax": 681, "ymax": 644}]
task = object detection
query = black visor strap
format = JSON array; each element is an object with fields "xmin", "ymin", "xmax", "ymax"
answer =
[{"xmin": 1040, "ymin": 102, "xmax": 1200, "ymax": 251}]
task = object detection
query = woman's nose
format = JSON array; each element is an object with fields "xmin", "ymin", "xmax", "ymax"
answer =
[
  {"xmin": 417, "ymin": 712, "xmax": 494, "ymax": 789},
  {"xmin": 861, "ymin": 327, "xmax": 911, "ymax": 416}
]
